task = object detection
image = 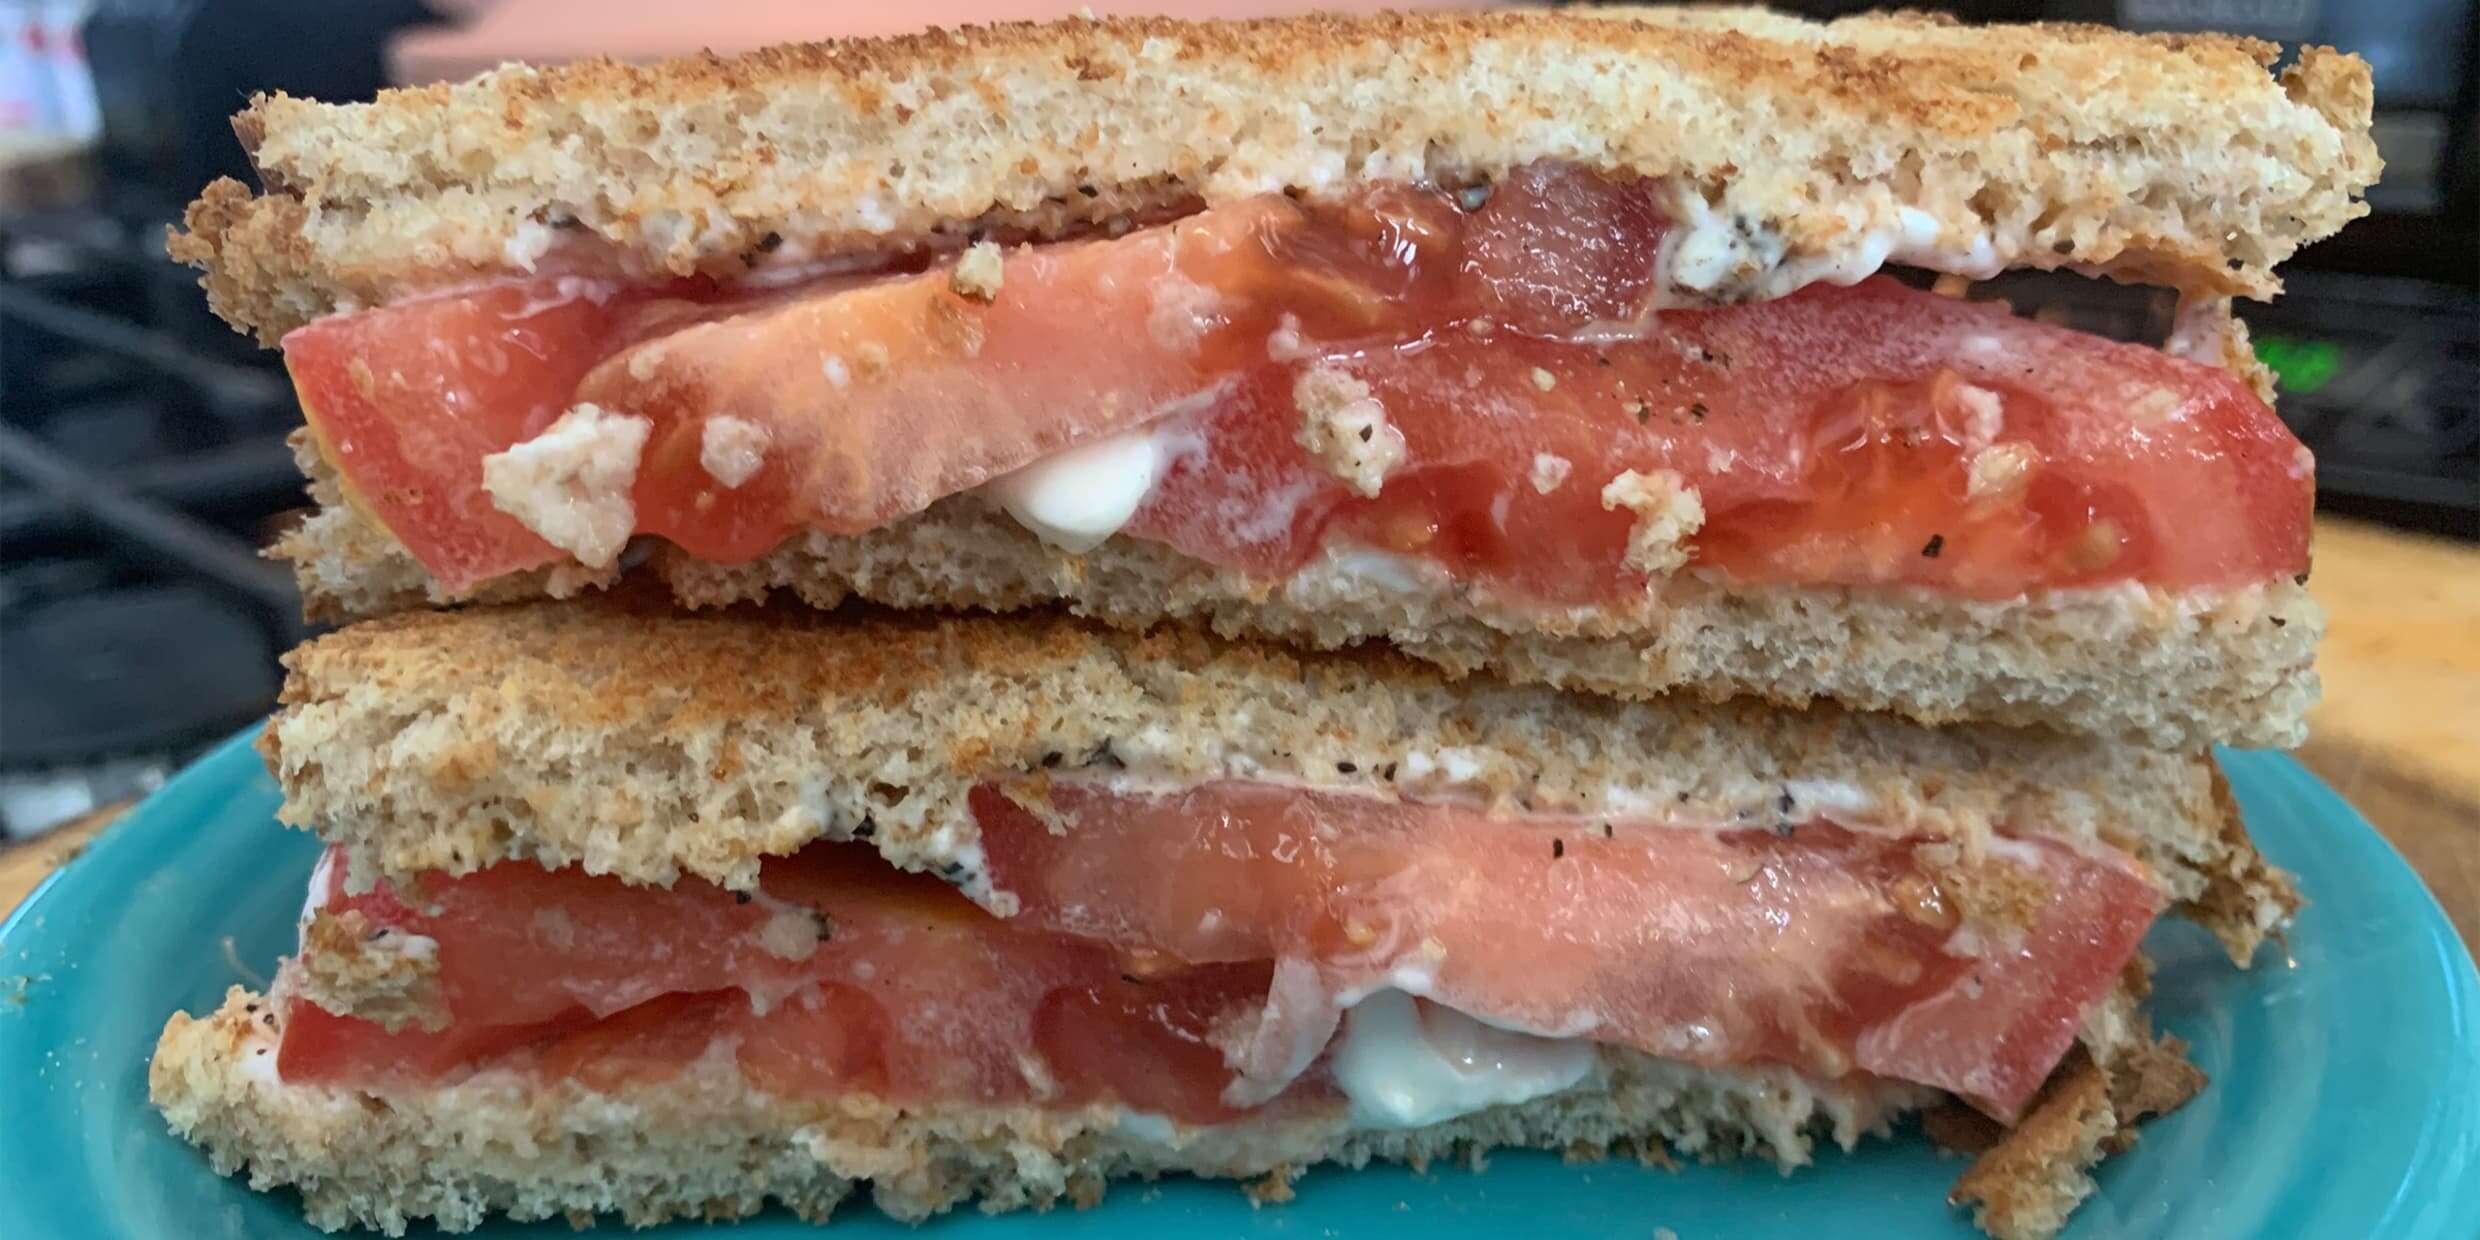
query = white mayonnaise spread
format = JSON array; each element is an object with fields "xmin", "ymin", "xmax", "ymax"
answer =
[
  {"xmin": 1281, "ymin": 544, "xmax": 1450, "ymax": 601},
  {"xmin": 1328, "ymin": 989, "xmax": 1598, "ymax": 1129},
  {"xmin": 298, "ymin": 850, "xmax": 339, "ymax": 923},
  {"xmin": 1780, "ymin": 779, "xmax": 1875, "ymax": 818},
  {"xmin": 1654, "ymin": 191, "xmax": 2016, "ymax": 310},
  {"xmin": 981, "ymin": 426, "xmax": 1175, "ymax": 553},
  {"xmin": 1114, "ymin": 1111, "xmax": 1183, "ymax": 1148}
]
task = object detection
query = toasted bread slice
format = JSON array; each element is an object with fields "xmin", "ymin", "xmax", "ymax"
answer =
[
  {"xmin": 262, "ymin": 594, "xmax": 2296, "ymax": 964},
  {"xmin": 172, "ymin": 9, "xmax": 2375, "ymax": 343},
  {"xmin": 272, "ymin": 440, "xmax": 2325, "ymax": 751},
  {"xmin": 151, "ymin": 976, "xmax": 2191, "ymax": 1240}
]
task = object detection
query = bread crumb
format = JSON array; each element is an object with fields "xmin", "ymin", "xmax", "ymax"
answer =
[
  {"xmin": 950, "ymin": 241, "xmax": 1005, "ymax": 300},
  {"xmin": 480, "ymin": 402, "xmax": 650, "ymax": 568},
  {"xmin": 1599, "ymin": 469, "xmax": 1704, "ymax": 575},
  {"xmin": 1243, "ymin": 1165, "xmax": 1299, "ymax": 1206},
  {"xmin": 1954, "ymin": 382, "xmax": 2004, "ymax": 448},
  {"xmin": 1529, "ymin": 452, "xmax": 1573, "ymax": 494},
  {"xmin": 1967, "ymin": 442, "xmax": 2038, "ymax": 502},
  {"xmin": 699, "ymin": 415, "xmax": 771, "ymax": 489},
  {"xmin": 757, "ymin": 907, "xmax": 822, "ymax": 961},
  {"xmin": 1949, "ymin": 1052, "xmax": 2115, "ymax": 1240},
  {"xmin": 1294, "ymin": 363, "xmax": 1405, "ymax": 498},
  {"xmin": 295, "ymin": 911, "xmax": 446, "ymax": 1033}
]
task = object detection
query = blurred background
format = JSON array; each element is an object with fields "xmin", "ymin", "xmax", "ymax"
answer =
[{"xmin": 0, "ymin": 0, "xmax": 2473, "ymax": 938}]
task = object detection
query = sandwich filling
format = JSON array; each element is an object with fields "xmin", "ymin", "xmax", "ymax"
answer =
[
  {"xmin": 275, "ymin": 781, "xmax": 2160, "ymax": 1133},
  {"xmin": 280, "ymin": 164, "xmax": 2311, "ymax": 604}
]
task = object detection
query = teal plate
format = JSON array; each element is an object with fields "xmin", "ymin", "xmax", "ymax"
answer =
[{"xmin": 5, "ymin": 729, "xmax": 2476, "ymax": 1238}]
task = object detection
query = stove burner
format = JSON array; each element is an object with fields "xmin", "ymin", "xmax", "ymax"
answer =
[{"xmin": 1, "ymin": 583, "xmax": 278, "ymax": 768}]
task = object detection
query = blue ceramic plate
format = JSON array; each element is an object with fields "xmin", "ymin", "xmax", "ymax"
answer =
[{"xmin": 4, "ymin": 729, "xmax": 2475, "ymax": 1238}]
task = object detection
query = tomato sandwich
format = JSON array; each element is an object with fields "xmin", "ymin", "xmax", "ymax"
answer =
[
  {"xmin": 149, "ymin": 10, "xmax": 2369, "ymax": 1239},
  {"xmin": 170, "ymin": 10, "xmax": 2376, "ymax": 749},
  {"xmin": 154, "ymin": 599, "xmax": 2292, "ymax": 1239}
]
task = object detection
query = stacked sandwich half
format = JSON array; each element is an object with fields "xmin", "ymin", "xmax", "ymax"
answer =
[{"xmin": 149, "ymin": 11, "xmax": 2375, "ymax": 1240}]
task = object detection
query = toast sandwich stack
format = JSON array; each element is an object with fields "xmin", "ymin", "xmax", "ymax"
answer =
[{"xmin": 149, "ymin": 11, "xmax": 2374, "ymax": 1239}]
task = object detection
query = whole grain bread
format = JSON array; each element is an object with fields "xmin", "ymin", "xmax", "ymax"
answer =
[
  {"xmin": 273, "ymin": 464, "xmax": 2325, "ymax": 752},
  {"xmin": 262, "ymin": 595, "xmax": 2295, "ymax": 964},
  {"xmin": 152, "ymin": 979, "xmax": 2181, "ymax": 1239},
  {"xmin": 171, "ymin": 9, "xmax": 2377, "ymax": 342},
  {"xmin": 154, "ymin": 971, "xmax": 2192, "ymax": 1239}
]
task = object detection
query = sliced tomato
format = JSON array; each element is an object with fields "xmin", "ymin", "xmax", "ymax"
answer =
[
  {"xmin": 282, "ymin": 281, "xmax": 614, "ymax": 589},
  {"xmin": 972, "ymin": 782, "xmax": 2161, "ymax": 1120},
  {"xmin": 286, "ymin": 165, "xmax": 2306, "ymax": 603},
  {"xmin": 1125, "ymin": 279, "xmax": 2309, "ymax": 601},
  {"xmin": 274, "ymin": 845, "xmax": 1280, "ymax": 1122},
  {"xmin": 280, "ymin": 781, "xmax": 2157, "ymax": 1122},
  {"xmin": 281, "ymin": 194, "xmax": 1446, "ymax": 590}
]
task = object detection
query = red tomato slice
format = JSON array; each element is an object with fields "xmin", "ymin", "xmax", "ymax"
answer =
[
  {"xmin": 274, "ymin": 845, "xmax": 1280, "ymax": 1123},
  {"xmin": 278, "ymin": 782, "xmax": 2156, "ymax": 1122},
  {"xmin": 281, "ymin": 281, "xmax": 616, "ymax": 589},
  {"xmin": 972, "ymin": 782, "xmax": 2161, "ymax": 1120},
  {"xmin": 1125, "ymin": 279, "xmax": 2309, "ymax": 601},
  {"xmin": 285, "ymin": 167, "xmax": 2306, "ymax": 604}
]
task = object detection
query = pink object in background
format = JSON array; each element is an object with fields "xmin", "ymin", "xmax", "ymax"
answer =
[
  {"xmin": 0, "ymin": 0, "xmax": 99, "ymax": 149},
  {"xmin": 390, "ymin": 0, "xmax": 1491, "ymax": 85}
]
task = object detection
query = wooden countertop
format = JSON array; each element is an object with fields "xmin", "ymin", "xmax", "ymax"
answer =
[
  {"xmin": 2291, "ymin": 517, "xmax": 2480, "ymax": 948},
  {"xmin": 7, "ymin": 518, "xmax": 2475, "ymax": 948}
]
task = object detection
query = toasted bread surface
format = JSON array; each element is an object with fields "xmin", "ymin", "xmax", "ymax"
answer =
[
  {"xmin": 264, "ymin": 595, "xmax": 2292, "ymax": 960},
  {"xmin": 273, "ymin": 464, "xmax": 2323, "ymax": 752},
  {"xmin": 173, "ymin": 9, "xmax": 2376, "ymax": 341}
]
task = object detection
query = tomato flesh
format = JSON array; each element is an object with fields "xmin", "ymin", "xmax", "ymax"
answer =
[
  {"xmin": 1127, "ymin": 282, "xmax": 2307, "ymax": 601},
  {"xmin": 283, "ymin": 166, "xmax": 2307, "ymax": 603},
  {"xmin": 973, "ymin": 783, "xmax": 2158, "ymax": 1120},
  {"xmin": 278, "ymin": 785, "xmax": 2157, "ymax": 1122},
  {"xmin": 275, "ymin": 847, "xmax": 1281, "ymax": 1122}
]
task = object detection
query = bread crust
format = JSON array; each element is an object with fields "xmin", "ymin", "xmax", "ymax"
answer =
[
  {"xmin": 261, "ymin": 594, "xmax": 2292, "ymax": 962},
  {"xmin": 172, "ymin": 9, "xmax": 2376, "ymax": 342}
]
